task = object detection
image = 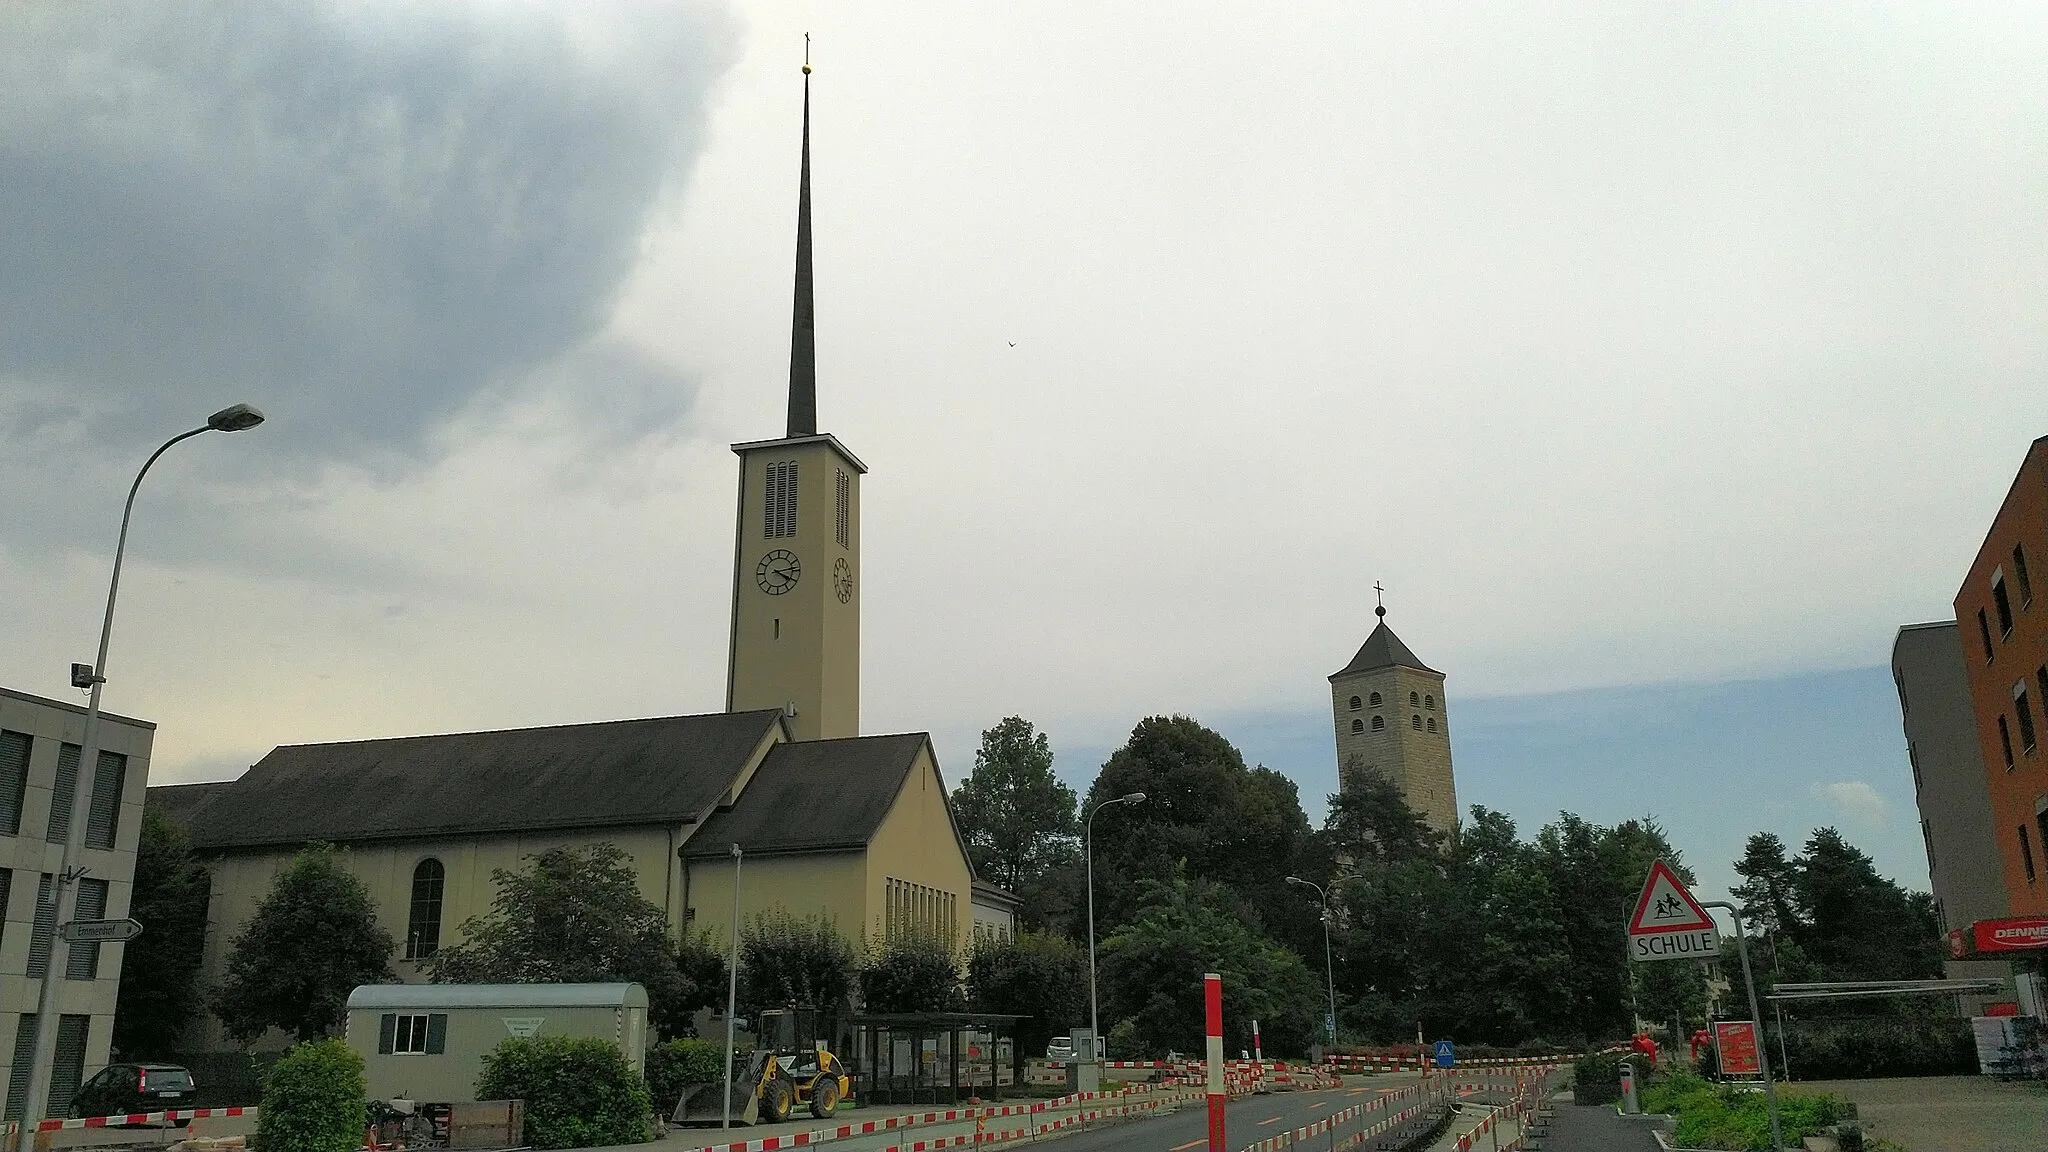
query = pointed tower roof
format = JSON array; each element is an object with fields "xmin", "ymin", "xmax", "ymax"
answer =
[
  {"xmin": 1328, "ymin": 610, "xmax": 1439, "ymax": 679},
  {"xmin": 785, "ymin": 45, "xmax": 817, "ymax": 439}
]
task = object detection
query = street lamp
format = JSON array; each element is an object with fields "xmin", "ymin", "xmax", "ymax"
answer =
[
  {"xmin": 1085, "ymin": 791, "xmax": 1145, "ymax": 1062},
  {"xmin": 16, "ymin": 404, "xmax": 264, "ymax": 1148},
  {"xmin": 1286, "ymin": 876, "xmax": 1339, "ymax": 1047}
]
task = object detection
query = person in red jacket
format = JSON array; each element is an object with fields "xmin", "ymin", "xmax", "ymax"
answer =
[
  {"xmin": 1690, "ymin": 1028, "xmax": 1712, "ymax": 1064},
  {"xmin": 1631, "ymin": 1032, "xmax": 1659, "ymax": 1067}
]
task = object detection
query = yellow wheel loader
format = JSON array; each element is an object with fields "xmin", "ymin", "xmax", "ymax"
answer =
[{"xmin": 671, "ymin": 1009, "xmax": 853, "ymax": 1126}]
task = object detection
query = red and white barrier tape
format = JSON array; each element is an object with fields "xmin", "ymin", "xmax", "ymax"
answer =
[{"xmin": 2, "ymin": 1106, "xmax": 252, "ymax": 1139}]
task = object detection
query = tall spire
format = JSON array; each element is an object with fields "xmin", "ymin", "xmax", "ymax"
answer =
[{"xmin": 786, "ymin": 38, "xmax": 817, "ymax": 439}]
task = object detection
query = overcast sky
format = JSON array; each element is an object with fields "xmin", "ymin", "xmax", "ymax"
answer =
[{"xmin": 5, "ymin": 2, "xmax": 2044, "ymax": 904}]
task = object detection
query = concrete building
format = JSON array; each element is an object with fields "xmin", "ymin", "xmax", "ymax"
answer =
[
  {"xmin": 1328, "ymin": 606, "xmax": 1459, "ymax": 835},
  {"xmin": 1, "ymin": 687, "xmax": 155, "ymax": 1121},
  {"xmin": 1891, "ymin": 622, "xmax": 2012, "ymax": 1006},
  {"xmin": 1953, "ymin": 435, "xmax": 2048, "ymax": 919},
  {"xmin": 147, "ymin": 68, "xmax": 988, "ymax": 1054}
]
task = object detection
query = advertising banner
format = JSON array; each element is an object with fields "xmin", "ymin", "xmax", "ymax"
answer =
[{"xmin": 1713, "ymin": 1020, "xmax": 1761, "ymax": 1076}]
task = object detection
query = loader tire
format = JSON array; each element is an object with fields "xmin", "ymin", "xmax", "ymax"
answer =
[
  {"xmin": 810, "ymin": 1076, "xmax": 840, "ymax": 1119},
  {"xmin": 761, "ymin": 1077, "xmax": 794, "ymax": 1123}
]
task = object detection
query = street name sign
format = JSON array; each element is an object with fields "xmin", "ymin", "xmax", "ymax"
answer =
[
  {"xmin": 1626, "ymin": 860, "xmax": 1719, "ymax": 962},
  {"xmin": 59, "ymin": 918, "xmax": 143, "ymax": 943}
]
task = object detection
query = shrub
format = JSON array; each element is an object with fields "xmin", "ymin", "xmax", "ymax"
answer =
[
  {"xmin": 1664, "ymin": 1084, "xmax": 1843, "ymax": 1151},
  {"xmin": 644, "ymin": 1038, "xmax": 725, "ymax": 1116},
  {"xmin": 1780, "ymin": 1017, "xmax": 1975, "ymax": 1080},
  {"xmin": 1571, "ymin": 1051, "xmax": 1648, "ymax": 1106},
  {"xmin": 861, "ymin": 932, "xmax": 963, "ymax": 1013},
  {"xmin": 476, "ymin": 1036, "xmax": 652, "ymax": 1149},
  {"xmin": 257, "ymin": 1039, "xmax": 366, "ymax": 1152}
]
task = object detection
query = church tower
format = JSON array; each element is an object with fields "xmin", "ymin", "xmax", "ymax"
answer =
[
  {"xmin": 1329, "ymin": 603, "xmax": 1459, "ymax": 834},
  {"xmin": 726, "ymin": 57, "xmax": 864, "ymax": 742}
]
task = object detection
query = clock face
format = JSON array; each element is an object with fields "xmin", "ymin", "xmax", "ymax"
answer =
[
  {"xmin": 756, "ymin": 549, "xmax": 800, "ymax": 595},
  {"xmin": 833, "ymin": 557, "xmax": 853, "ymax": 604}
]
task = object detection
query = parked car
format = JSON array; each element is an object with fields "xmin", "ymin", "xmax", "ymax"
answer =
[
  {"xmin": 1045, "ymin": 1037, "xmax": 1077, "ymax": 1061},
  {"xmin": 69, "ymin": 1064, "xmax": 196, "ymax": 1120}
]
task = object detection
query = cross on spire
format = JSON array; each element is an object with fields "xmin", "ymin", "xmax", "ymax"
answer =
[{"xmin": 1374, "ymin": 581, "xmax": 1386, "ymax": 618}]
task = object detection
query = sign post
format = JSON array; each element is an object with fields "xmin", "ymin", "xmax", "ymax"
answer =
[
  {"xmin": 1205, "ymin": 972, "xmax": 1225, "ymax": 1152},
  {"xmin": 1701, "ymin": 898, "xmax": 1784, "ymax": 1152}
]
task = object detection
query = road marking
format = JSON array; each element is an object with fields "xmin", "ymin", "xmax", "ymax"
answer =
[
  {"xmin": 1310, "ymin": 1101, "xmax": 1327, "ymax": 1109},
  {"xmin": 1169, "ymin": 1141, "xmax": 1205, "ymax": 1150},
  {"xmin": 1257, "ymin": 1116, "xmax": 1282, "ymax": 1126}
]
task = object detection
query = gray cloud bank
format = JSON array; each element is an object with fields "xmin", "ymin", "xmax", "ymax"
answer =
[{"xmin": 0, "ymin": 1, "xmax": 733, "ymax": 472}]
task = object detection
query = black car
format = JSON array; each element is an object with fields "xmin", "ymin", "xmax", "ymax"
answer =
[{"xmin": 68, "ymin": 1064, "xmax": 196, "ymax": 1120}]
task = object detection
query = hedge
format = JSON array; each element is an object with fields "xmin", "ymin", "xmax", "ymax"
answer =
[
  {"xmin": 1571, "ymin": 1050, "xmax": 1650, "ymax": 1106},
  {"xmin": 644, "ymin": 1038, "xmax": 725, "ymax": 1116},
  {"xmin": 257, "ymin": 1039, "xmax": 366, "ymax": 1152},
  {"xmin": 1780, "ymin": 1017, "xmax": 1975, "ymax": 1081},
  {"xmin": 1642, "ymin": 1070, "xmax": 1843, "ymax": 1151},
  {"xmin": 476, "ymin": 1036, "xmax": 652, "ymax": 1149}
]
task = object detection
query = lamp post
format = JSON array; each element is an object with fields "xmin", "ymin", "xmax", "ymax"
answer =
[
  {"xmin": 1085, "ymin": 791, "xmax": 1145, "ymax": 1061},
  {"xmin": 722, "ymin": 843, "xmax": 743, "ymax": 1130},
  {"xmin": 1285, "ymin": 876, "xmax": 1338, "ymax": 1047},
  {"xmin": 15, "ymin": 405, "xmax": 264, "ymax": 1150},
  {"xmin": 1703, "ymin": 900, "xmax": 1784, "ymax": 1152}
]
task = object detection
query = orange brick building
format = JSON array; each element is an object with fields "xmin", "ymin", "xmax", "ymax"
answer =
[{"xmin": 1954, "ymin": 435, "xmax": 2048, "ymax": 917}]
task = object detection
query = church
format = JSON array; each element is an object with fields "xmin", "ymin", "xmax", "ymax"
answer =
[
  {"xmin": 148, "ymin": 66, "xmax": 1010, "ymax": 1052},
  {"xmin": 1327, "ymin": 601, "xmax": 1460, "ymax": 834}
]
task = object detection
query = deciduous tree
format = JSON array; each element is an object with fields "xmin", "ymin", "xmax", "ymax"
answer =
[
  {"xmin": 114, "ymin": 809, "xmax": 211, "ymax": 1058},
  {"xmin": 966, "ymin": 931, "xmax": 1087, "ymax": 1057},
  {"xmin": 212, "ymin": 843, "xmax": 395, "ymax": 1043},
  {"xmin": 951, "ymin": 718, "xmax": 1079, "ymax": 899}
]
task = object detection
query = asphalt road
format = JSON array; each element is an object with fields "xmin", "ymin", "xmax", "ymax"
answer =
[{"xmin": 1040, "ymin": 1083, "xmax": 1407, "ymax": 1152}]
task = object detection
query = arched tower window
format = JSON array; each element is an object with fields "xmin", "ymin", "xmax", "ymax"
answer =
[
  {"xmin": 1351, "ymin": 719, "xmax": 1364, "ymax": 733},
  {"xmin": 1409, "ymin": 691, "xmax": 1420, "ymax": 706},
  {"xmin": 1371, "ymin": 716, "xmax": 1385, "ymax": 731},
  {"xmin": 407, "ymin": 859, "xmax": 445, "ymax": 960},
  {"xmin": 1428, "ymin": 718, "xmax": 1438, "ymax": 733},
  {"xmin": 1369, "ymin": 692, "xmax": 1382, "ymax": 706},
  {"xmin": 1349, "ymin": 695, "xmax": 1362, "ymax": 711},
  {"xmin": 1425, "ymin": 694, "xmax": 1435, "ymax": 709},
  {"xmin": 1411, "ymin": 714, "xmax": 1422, "ymax": 730}
]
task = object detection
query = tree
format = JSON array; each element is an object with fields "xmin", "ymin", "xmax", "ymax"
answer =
[
  {"xmin": 476, "ymin": 1035, "xmax": 653, "ymax": 1149},
  {"xmin": 426, "ymin": 843, "xmax": 696, "ymax": 1037},
  {"xmin": 967, "ymin": 931, "xmax": 1088, "ymax": 1058},
  {"xmin": 951, "ymin": 718, "xmax": 1080, "ymax": 897},
  {"xmin": 1325, "ymin": 761, "xmax": 1443, "ymax": 865},
  {"xmin": 212, "ymin": 843, "xmax": 395, "ymax": 1043},
  {"xmin": 1788, "ymin": 827, "xmax": 1941, "ymax": 984},
  {"xmin": 1732, "ymin": 832, "xmax": 1801, "ymax": 939},
  {"xmin": 113, "ymin": 809, "xmax": 210, "ymax": 1058},
  {"xmin": 737, "ymin": 912, "xmax": 858, "ymax": 1021},
  {"xmin": 860, "ymin": 932, "xmax": 962, "ymax": 1013}
]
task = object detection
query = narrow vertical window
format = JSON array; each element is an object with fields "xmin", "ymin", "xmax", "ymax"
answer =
[
  {"xmin": 1411, "ymin": 714, "xmax": 1422, "ymax": 730},
  {"xmin": 1349, "ymin": 696, "xmax": 1361, "ymax": 711},
  {"xmin": 1999, "ymin": 716, "xmax": 2016, "ymax": 768},
  {"xmin": 1351, "ymin": 719, "xmax": 1363, "ymax": 733},
  {"xmin": 835, "ymin": 469, "xmax": 850, "ymax": 548},
  {"xmin": 1979, "ymin": 609, "xmax": 1996, "ymax": 661},
  {"xmin": 2022, "ymin": 824, "xmax": 2038, "ymax": 883},
  {"xmin": 2017, "ymin": 684, "xmax": 2039, "ymax": 754},
  {"xmin": 5, "ymin": 1015, "xmax": 35, "ymax": 1123},
  {"xmin": 28, "ymin": 873, "xmax": 57, "ymax": 978},
  {"xmin": 1908, "ymin": 743, "xmax": 1921, "ymax": 791},
  {"xmin": 406, "ymin": 859, "xmax": 445, "ymax": 959},
  {"xmin": 2016, "ymin": 544, "xmax": 2034, "ymax": 606},
  {"xmin": 66, "ymin": 878, "xmax": 109, "ymax": 980},
  {"xmin": 1371, "ymin": 716, "xmax": 1384, "ymax": 731},
  {"xmin": 1993, "ymin": 573, "xmax": 2014, "ymax": 636},
  {"xmin": 47, "ymin": 744, "xmax": 80, "ymax": 842},
  {"xmin": 85, "ymin": 750, "xmax": 125, "ymax": 850},
  {"xmin": 50, "ymin": 1016, "xmax": 89, "ymax": 1117},
  {"xmin": 0, "ymin": 730, "xmax": 28, "ymax": 836},
  {"xmin": 763, "ymin": 461, "xmax": 799, "ymax": 539}
]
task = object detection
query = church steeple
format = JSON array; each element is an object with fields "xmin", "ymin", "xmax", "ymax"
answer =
[{"xmin": 786, "ymin": 44, "xmax": 817, "ymax": 439}]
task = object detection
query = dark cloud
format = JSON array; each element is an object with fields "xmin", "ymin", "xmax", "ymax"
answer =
[{"xmin": 0, "ymin": 1, "xmax": 734, "ymax": 459}]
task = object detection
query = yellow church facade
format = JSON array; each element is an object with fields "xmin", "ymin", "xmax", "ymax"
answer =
[{"xmin": 146, "ymin": 63, "xmax": 1005, "ymax": 1053}]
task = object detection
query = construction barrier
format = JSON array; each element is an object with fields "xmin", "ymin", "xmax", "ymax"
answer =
[
  {"xmin": 1, "ymin": 1107, "xmax": 253, "ymax": 1139},
  {"xmin": 672, "ymin": 1081, "xmax": 1197, "ymax": 1152}
]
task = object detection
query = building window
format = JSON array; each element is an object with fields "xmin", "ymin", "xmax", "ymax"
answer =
[
  {"xmin": 2018, "ymin": 683, "xmax": 2039, "ymax": 755},
  {"xmin": 1908, "ymin": 743, "xmax": 1921, "ymax": 792},
  {"xmin": 50, "ymin": 1015, "xmax": 89, "ymax": 1117},
  {"xmin": 1424, "ymin": 694, "xmax": 1435, "ymax": 710},
  {"xmin": 1921, "ymin": 819, "xmax": 1936, "ymax": 872},
  {"xmin": 1427, "ymin": 718, "xmax": 1438, "ymax": 732},
  {"xmin": 1979, "ymin": 609, "xmax": 1996, "ymax": 662},
  {"xmin": 1369, "ymin": 692, "xmax": 1382, "ymax": 706},
  {"xmin": 1409, "ymin": 692, "xmax": 1420, "ymax": 706},
  {"xmin": 27, "ymin": 872, "xmax": 57, "ymax": 978},
  {"xmin": 2000, "ymin": 715, "xmax": 2016, "ymax": 769},
  {"xmin": 2038, "ymin": 808, "xmax": 2048, "ymax": 886},
  {"xmin": 2022, "ymin": 824, "xmax": 2038, "ymax": 884},
  {"xmin": 66, "ymin": 878, "xmax": 109, "ymax": 980},
  {"xmin": 1993, "ymin": 572, "xmax": 2015, "ymax": 638},
  {"xmin": 2017, "ymin": 544, "xmax": 2035, "ymax": 606},
  {"xmin": 1371, "ymin": 716, "xmax": 1385, "ymax": 731},
  {"xmin": 1349, "ymin": 696, "xmax": 1362, "ymax": 711},
  {"xmin": 379, "ymin": 1013, "xmax": 447, "ymax": 1055},
  {"xmin": 84, "ymin": 751, "xmax": 125, "ymax": 850},
  {"xmin": 1350, "ymin": 719, "xmax": 1363, "ymax": 733},
  {"xmin": 835, "ymin": 469, "xmax": 851, "ymax": 548},
  {"xmin": 47, "ymin": 744, "xmax": 79, "ymax": 843},
  {"xmin": 406, "ymin": 859, "xmax": 445, "ymax": 960},
  {"xmin": 1894, "ymin": 669, "xmax": 1909, "ymax": 714},
  {"xmin": 1411, "ymin": 714, "xmax": 1422, "ymax": 730},
  {"xmin": 763, "ymin": 461, "xmax": 798, "ymax": 539},
  {"xmin": 0, "ymin": 729, "xmax": 28, "ymax": 837},
  {"xmin": 5, "ymin": 1015, "xmax": 33, "ymax": 1123}
]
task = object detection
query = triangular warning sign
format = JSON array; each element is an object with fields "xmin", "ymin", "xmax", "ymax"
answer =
[{"xmin": 1627, "ymin": 860, "xmax": 1714, "ymax": 935}]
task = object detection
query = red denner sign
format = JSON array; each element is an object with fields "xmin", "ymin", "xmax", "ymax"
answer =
[{"xmin": 1953, "ymin": 917, "xmax": 2048, "ymax": 956}]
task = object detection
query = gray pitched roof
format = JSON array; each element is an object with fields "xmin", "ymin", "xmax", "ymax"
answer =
[
  {"xmin": 146, "ymin": 780, "xmax": 233, "ymax": 831},
  {"xmin": 682, "ymin": 733, "xmax": 934, "ymax": 858},
  {"xmin": 185, "ymin": 710, "xmax": 786, "ymax": 851},
  {"xmin": 1329, "ymin": 620, "xmax": 1439, "ymax": 678}
]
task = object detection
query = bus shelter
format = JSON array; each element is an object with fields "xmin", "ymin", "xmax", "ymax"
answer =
[{"xmin": 848, "ymin": 1012, "xmax": 1025, "ymax": 1105}]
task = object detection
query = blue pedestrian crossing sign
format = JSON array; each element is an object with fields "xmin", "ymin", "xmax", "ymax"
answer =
[
  {"xmin": 1324, "ymin": 1012, "xmax": 1336, "ymax": 1038},
  {"xmin": 1433, "ymin": 1040, "xmax": 1455, "ymax": 1068}
]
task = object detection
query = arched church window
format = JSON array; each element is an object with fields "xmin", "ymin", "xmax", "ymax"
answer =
[
  {"xmin": 1351, "ymin": 719, "xmax": 1364, "ymax": 733},
  {"xmin": 1428, "ymin": 718, "xmax": 1438, "ymax": 733},
  {"xmin": 1411, "ymin": 714, "xmax": 1422, "ymax": 730},
  {"xmin": 1371, "ymin": 716, "xmax": 1384, "ymax": 731},
  {"xmin": 1369, "ymin": 692, "xmax": 1382, "ymax": 706},
  {"xmin": 406, "ymin": 859, "xmax": 445, "ymax": 960},
  {"xmin": 1349, "ymin": 695, "xmax": 1362, "ymax": 711},
  {"xmin": 1425, "ymin": 694, "xmax": 1435, "ymax": 709},
  {"xmin": 1409, "ymin": 691, "xmax": 1420, "ymax": 706}
]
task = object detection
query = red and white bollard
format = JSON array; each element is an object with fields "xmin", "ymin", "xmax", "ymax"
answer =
[{"xmin": 1206, "ymin": 972, "xmax": 1226, "ymax": 1152}]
